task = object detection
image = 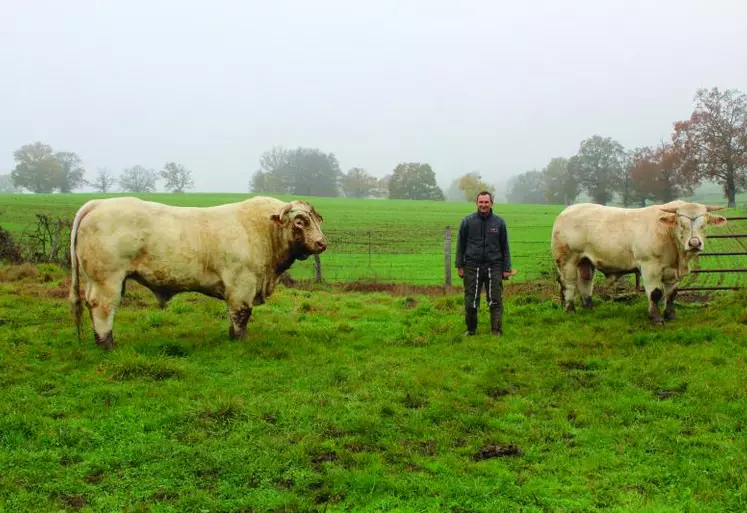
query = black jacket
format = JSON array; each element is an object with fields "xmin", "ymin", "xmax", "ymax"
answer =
[{"xmin": 455, "ymin": 210, "xmax": 511, "ymax": 271}]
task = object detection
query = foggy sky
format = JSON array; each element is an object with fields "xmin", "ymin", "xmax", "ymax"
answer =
[{"xmin": 2, "ymin": 0, "xmax": 746, "ymax": 193}]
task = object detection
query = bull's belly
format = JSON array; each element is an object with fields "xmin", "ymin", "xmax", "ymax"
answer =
[
  {"xmin": 127, "ymin": 266, "xmax": 226, "ymax": 299},
  {"xmin": 581, "ymin": 252, "xmax": 637, "ymax": 275}
]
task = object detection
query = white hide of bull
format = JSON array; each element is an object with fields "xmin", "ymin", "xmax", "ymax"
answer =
[
  {"xmin": 551, "ymin": 200, "xmax": 727, "ymax": 324},
  {"xmin": 69, "ymin": 195, "xmax": 327, "ymax": 349}
]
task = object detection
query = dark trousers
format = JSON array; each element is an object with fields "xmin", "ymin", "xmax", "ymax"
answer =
[{"xmin": 463, "ymin": 265, "xmax": 503, "ymax": 333}]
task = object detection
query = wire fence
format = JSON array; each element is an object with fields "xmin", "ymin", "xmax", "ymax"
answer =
[
  {"xmin": 288, "ymin": 226, "xmax": 558, "ymax": 286},
  {"xmin": 290, "ymin": 223, "xmax": 747, "ymax": 292},
  {"xmin": 1, "ymin": 214, "xmax": 744, "ymax": 293}
]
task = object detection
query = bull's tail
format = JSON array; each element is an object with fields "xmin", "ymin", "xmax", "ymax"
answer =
[{"xmin": 69, "ymin": 200, "xmax": 99, "ymax": 342}]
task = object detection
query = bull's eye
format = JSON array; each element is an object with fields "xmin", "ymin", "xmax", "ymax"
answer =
[{"xmin": 294, "ymin": 217, "xmax": 308, "ymax": 228}]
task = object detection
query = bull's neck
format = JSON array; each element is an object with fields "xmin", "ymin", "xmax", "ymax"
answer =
[{"xmin": 270, "ymin": 227, "xmax": 296, "ymax": 275}]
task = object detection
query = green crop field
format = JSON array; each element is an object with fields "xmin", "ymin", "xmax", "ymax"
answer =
[
  {"xmin": 0, "ymin": 263, "xmax": 746, "ymax": 512},
  {"xmin": 0, "ymin": 192, "xmax": 745, "ymax": 289}
]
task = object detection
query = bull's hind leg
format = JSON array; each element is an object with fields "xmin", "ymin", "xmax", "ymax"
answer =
[
  {"xmin": 577, "ymin": 258, "xmax": 596, "ymax": 309},
  {"xmin": 85, "ymin": 272, "xmax": 125, "ymax": 350}
]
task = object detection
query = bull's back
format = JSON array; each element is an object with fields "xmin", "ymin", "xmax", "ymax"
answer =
[
  {"xmin": 551, "ymin": 203, "xmax": 651, "ymax": 269},
  {"xmin": 76, "ymin": 198, "xmax": 239, "ymax": 280}
]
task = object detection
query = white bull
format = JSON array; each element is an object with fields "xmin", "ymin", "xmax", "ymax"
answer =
[
  {"xmin": 69, "ymin": 195, "xmax": 327, "ymax": 349},
  {"xmin": 551, "ymin": 200, "xmax": 727, "ymax": 324}
]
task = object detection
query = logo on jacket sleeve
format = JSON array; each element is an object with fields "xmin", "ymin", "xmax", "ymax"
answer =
[{"xmin": 489, "ymin": 226, "xmax": 498, "ymax": 232}]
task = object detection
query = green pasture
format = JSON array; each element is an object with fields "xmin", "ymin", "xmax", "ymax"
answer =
[{"xmin": 0, "ymin": 263, "xmax": 746, "ymax": 511}]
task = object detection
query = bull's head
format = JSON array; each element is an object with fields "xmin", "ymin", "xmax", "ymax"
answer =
[
  {"xmin": 270, "ymin": 200, "xmax": 327, "ymax": 258},
  {"xmin": 658, "ymin": 203, "xmax": 727, "ymax": 253}
]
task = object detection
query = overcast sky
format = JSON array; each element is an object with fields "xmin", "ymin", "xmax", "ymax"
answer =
[{"xmin": 2, "ymin": 0, "xmax": 746, "ymax": 193}]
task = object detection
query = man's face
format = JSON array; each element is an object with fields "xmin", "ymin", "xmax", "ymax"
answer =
[{"xmin": 476, "ymin": 194, "xmax": 492, "ymax": 214}]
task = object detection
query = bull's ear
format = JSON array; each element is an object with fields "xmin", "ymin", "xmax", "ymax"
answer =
[
  {"xmin": 658, "ymin": 213, "xmax": 676, "ymax": 226},
  {"xmin": 270, "ymin": 203, "xmax": 293, "ymax": 226},
  {"xmin": 707, "ymin": 214, "xmax": 727, "ymax": 226}
]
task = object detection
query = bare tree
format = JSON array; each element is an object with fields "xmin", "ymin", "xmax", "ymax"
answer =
[
  {"xmin": 119, "ymin": 165, "xmax": 158, "ymax": 193},
  {"xmin": 160, "ymin": 162, "xmax": 194, "ymax": 193},
  {"xmin": 88, "ymin": 168, "xmax": 116, "ymax": 193}
]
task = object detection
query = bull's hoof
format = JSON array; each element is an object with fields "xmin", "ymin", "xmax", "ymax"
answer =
[
  {"xmin": 564, "ymin": 302, "xmax": 576, "ymax": 313},
  {"xmin": 663, "ymin": 310, "xmax": 676, "ymax": 321},
  {"xmin": 228, "ymin": 325, "xmax": 247, "ymax": 340},
  {"xmin": 95, "ymin": 332, "xmax": 115, "ymax": 350},
  {"xmin": 649, "ymin": 317, "xmax": 664, "ymax": 327},
  {"xmin": 582, "ymin": 297, "xmax": 593, "ymax": 309}
]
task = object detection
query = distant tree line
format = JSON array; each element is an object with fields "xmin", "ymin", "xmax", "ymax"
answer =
[
  {"xmin": 4, "ymin": 85, "xmax": 744, "ymax": 207},
  {"xmin": 1, "ymin": 141, "xmax": 195, "ymax": 194},
  {"xmin": 505, "ymin": 86, "xmax": 747, "ymax": 208},
  {"xmin": 249, "ymin": 146, "xmax": 445, "ymax": 201}
]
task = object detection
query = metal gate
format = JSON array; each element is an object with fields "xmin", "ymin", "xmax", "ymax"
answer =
[{"xmin": 635, "ymin": 215, "xmax": 747, "ymax": 292}]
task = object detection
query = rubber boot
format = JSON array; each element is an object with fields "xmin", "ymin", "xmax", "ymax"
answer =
[
  {"xmin": 490, "ymin": 306, "xmax": 502, "ymax": 336},
  {"xmin": 465, "ymin": 308, "xmax": 477, "ymax": 335}
]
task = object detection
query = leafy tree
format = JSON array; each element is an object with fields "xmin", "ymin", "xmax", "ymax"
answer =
[
  {"xmin": 457, "ymin": 172, "xmax": 495, "ymax": 202},
  {"xmin": 672, "ymin": 86, "xmax": 747, "ymax": 208},
  {"xmin": 119, "ymin": 165, "xmax": 158, "ymax": 193},
  {"xmin": 251, "ymin": 146, "xmax": 342, "ymax": 196},
  {"xmin": 388, "ymin": 162, "xmax": 444, "ymax": 200},
  {"xmin": 506, "ymin": 170, "xmax": 547, "ymax": 204},
  {"xmin": 341, "ymin": 167, "xmax": 378, "ymax": 198},
  {"xmin": 541, "ymin": 157, "xmax": 579, "ymax": 205},
  {"xmin": 283, "ymin": 148, "xmax": 342, "ymax": 197},
  {"xmin": 250, "ymin": 171, "xmax": 285, "ymax": 193},
  {"xmin": 617, "ymin": 152, "xmax": 636, "ymax": 207},
  {"xmin": 88, "ymin": 168, "xmax": 116, "ymax": 193},
  {"xmin": 160, "ymin": 162, "xmax": 194, "ymax": 193},
  {"xmin": 0, "ymin": 174, "xmax": 20, "ymax": 193},
  {"xmin": 55, "ymin": 151, "xmax": 86, "ymax": 192},
  {"xmin": 372, "ymin": 174, "xmax": 391, "ymax": 198},
  {"xmin": 569, "ymin": 135, "xmax": 627, "ymax": 205},
  {"xmin": 10, "ymin": 142, "xmax": 63, "ymax": 193},
  {"xmin": 630, "ymin": 143, "xmax": 699, "ymax": 205}
]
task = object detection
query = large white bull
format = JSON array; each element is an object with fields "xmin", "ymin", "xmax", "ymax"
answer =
[
  {"xmin": 69, "ymin": 195, "xmax": 327, "ymax": 349},
  {"xmin": 551, "ymin": 200, "xmax": 727, "ymax": 324}
]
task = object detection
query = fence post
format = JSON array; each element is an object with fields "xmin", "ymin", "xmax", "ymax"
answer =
[
  {"xmin": 444, "ymin": 226, "xmax": 452, "ymax": 286},
  {"xmin": 314, "ymin": 254, "xmax": 322, "ymax": 283}
]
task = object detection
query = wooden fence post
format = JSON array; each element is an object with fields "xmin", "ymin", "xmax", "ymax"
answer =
[
  {"xmin": 444, "ymin": 226, "xmax": 452, "ymax": 286},
  {"xmin": 314, "ymin": 254, "xmax": 322, "ymax": 283}
]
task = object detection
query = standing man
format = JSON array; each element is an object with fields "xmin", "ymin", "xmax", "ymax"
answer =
[{"xmin": 455, "ymin": 191, "xmax": 512, "ymax": 336}]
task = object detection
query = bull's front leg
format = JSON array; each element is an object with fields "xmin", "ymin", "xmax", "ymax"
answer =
[
  {"xmin": 662, "ymin": 276, "xmax": 679, "ymax": 321},
  {"xmin": 228, "ymin": 302, "xmax": 253, "ymax": 340},
  {"xmin": 224, "ymin": 273, "xmax": 257, "ymax": 340},
  {"xmin": 641, "ymin": 264, "xmax": 665, "ymax": 326}
]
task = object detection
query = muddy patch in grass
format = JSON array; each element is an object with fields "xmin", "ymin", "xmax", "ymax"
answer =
[{"xmin": 472, "ymin": 444, "xmax": 522, "ymax": 461}]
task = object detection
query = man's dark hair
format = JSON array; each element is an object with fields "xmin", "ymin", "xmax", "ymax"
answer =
[{"xmin": 476, "ymin": 190, "xmax": 493, "ymax": 202}]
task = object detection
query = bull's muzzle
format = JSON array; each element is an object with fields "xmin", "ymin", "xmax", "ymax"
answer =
[
  {"xmin": 687, "ymin": 237, "xmax": 703, "ymax": 251},
  {"xmin": 314, "ymin": 239, "xmax": 328, "ymax": 252}
]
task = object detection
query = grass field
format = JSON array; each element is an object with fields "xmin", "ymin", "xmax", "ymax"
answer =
[
  {"xmin": 0, "ymin": 192, "xmax": 745, "ymax": 288},
  {"xmin": 1, "ymin": 263, "xmax": 746, "ymax": 512}
]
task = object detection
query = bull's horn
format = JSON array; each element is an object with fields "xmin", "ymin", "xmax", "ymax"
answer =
[
  {"xmin": 269, "ymin": 203, "xmax": 294, "ymax": 225},
  {"xmin": 706, "ymin": 205, "xmax": 726, "ymax": 212},
  {"xmin": 658, "ymin": 207, "xmax": 678, "ymax": 214}
]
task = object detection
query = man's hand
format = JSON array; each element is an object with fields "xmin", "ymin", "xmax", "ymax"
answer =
[
  {"xmin": 502, "ymin": 270, "xmax": 516, "ymax": 280},
  {"xmin": 458, "ymin": 267, "xmax": 464, "ymax": 278}
]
